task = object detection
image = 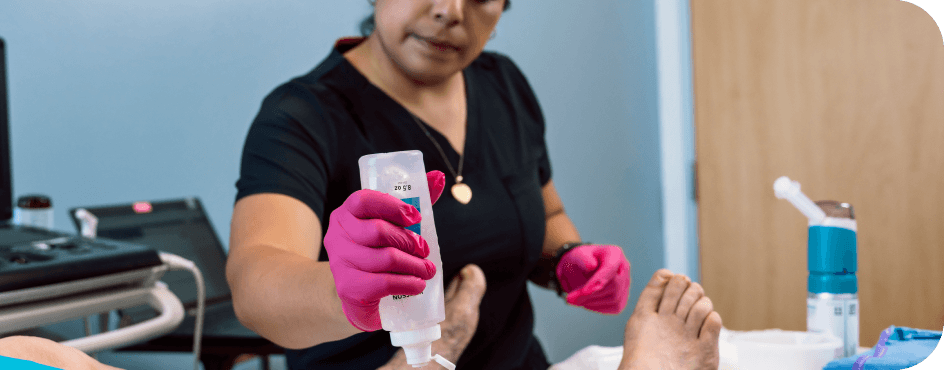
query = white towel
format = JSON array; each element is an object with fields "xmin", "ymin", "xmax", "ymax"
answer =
[{"xmin": 548, "ymin": 328, "xmax": 739, "ymax": 370}]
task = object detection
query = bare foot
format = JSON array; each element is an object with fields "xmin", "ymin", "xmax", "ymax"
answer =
[
  {"xmin": 618, "ymin": 269, "xmax": 723, "ymax": 370},
  {"xmin": 436, "ymin": 264, "xmax": 487, "ymax": 362},
  {"xmin": 380, "ymin": 264, "xmax": 487, "ymax": 369}
]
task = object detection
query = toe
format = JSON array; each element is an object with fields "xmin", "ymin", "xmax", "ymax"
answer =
[
  {"xmin": 675, "ymin": 282, "xmax": 705, "ymax": 320},
  {"xmin": 700, "ymin": 311, "xmax": 723, "ymax": 342},
  {"xmin": 698, "ymin": 311, "xmax": 723, "ymax": 370},
  {"xmin": 634, "ymin": 269, "xmax": 675, "ymax": 314},
  {"xmin": 456, "ymin": 264, "xmax": 487, "ymax": 304},
  {"xmin": 685, "ymin": 296, "xmax": 714, "ymax": 338},
  {"xmin": 444, "ymin": 272, "xmax": 461, "ymax": 301},
  {"xmin": 657, "ymin": 274, "xmax": 691, "ymax": 315}
]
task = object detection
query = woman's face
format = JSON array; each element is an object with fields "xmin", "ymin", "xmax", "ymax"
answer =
[{"xmin": 372, "ymin": 0, "xmax": 506, "ymax": 83}]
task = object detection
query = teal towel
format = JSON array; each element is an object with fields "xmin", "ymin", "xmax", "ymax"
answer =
[
  {"xmin": 0, "ymin": 356, "xmax": 64, "ymax": 369},
  {"xmin": 823, "ymin": 326, "xmax": 942, "ymax": 370}
]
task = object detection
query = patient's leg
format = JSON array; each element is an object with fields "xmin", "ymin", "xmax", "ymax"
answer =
[{"xmin": 618, "ymin": 269, "xmax": 723, "ymax": 370}]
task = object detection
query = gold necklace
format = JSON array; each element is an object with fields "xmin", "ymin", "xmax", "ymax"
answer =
[{"xmin": 410, "ymin": 114, "xmax": 472, "ymax": 204}]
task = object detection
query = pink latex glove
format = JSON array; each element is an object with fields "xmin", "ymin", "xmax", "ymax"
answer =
[
  {"xmin": 324, "ymin": 171, "xmax": 446, "ymax": 332},
  {"xmin": 556, "ymin": 244, "xmax": 631, "ymax": 314}
]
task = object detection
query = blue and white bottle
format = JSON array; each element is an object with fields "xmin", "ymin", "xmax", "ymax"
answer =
[{"xmin": 806, "ymin": 200, "xmax": 859, "ymax": 358}]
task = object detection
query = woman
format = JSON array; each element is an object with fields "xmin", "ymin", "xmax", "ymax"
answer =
[{"xmin": 227, "ymin": 0, "xmax": 632, "ymax": 368}]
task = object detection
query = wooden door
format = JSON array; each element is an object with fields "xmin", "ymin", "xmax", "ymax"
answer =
[{"xmin": 691, "ymin": 0, "xmax": 944, "ymax": 346}]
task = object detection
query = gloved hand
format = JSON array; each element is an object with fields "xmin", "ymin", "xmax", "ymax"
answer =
[
  {"xmin": 556, "ymin": 244, "xmax": 631, "ymax": 314},
  {"xmin": 324, "ymin": 171, "xmax": 446, "ymax": 332}
]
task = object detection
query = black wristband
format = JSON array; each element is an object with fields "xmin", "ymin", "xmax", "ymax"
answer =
[{"xmin": 549, "ymin": 241, "xmax": 590, "ymax": 297}]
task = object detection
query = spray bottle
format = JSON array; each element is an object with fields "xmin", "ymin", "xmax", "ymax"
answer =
[
  {"xmin": 774, "ymin": 176, "xmax": 859, "ymax": 357},
  {"xmin": 359, "ymin": 150, "xmax": 456, "ymax": 369}
]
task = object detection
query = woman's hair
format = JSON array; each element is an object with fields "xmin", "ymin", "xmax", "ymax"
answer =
[{"xmin": 360, "ymin": 0, "xmax": 511, "ymax": 37}]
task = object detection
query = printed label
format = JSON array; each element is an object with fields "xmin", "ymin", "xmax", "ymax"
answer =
[
  {"xmin": 401, "ymin": 197, "xmax": 421, "ymax": 235},
  {"xmin": 846, "ymin": 300, "xmax": 859, "ymax": 356},
  {"xmin": 393, "ymin": 196, "xmax": 422, "ymax": 301},
  {"xmin": 808, "ymin": 297, "xmax": 859, "ymax": 357},
  {"xmin": 392, "ymin": 291, "xmax": 423, "ymax": 300}
]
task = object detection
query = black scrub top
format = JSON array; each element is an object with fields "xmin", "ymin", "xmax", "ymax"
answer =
[{"xmin": 235, "ymin": 38, "xmax": 553, "ymax": 370}]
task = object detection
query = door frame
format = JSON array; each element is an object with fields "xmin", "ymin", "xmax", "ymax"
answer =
[{"xmin": 656, "ymin": 0, "xmax": 699, "ymax": 280}]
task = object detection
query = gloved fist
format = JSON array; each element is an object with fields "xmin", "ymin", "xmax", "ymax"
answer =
[
  {"xmin": 556, "ymin": 244, "xmax": 631, "ymax": 314},
  {"xmin": 324, "ymin": 171, "xmax": 446, "ymax": 332}
]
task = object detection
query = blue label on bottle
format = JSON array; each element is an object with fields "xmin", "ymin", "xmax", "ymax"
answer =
[
  {"xmin": 808, "ymin": 226, "xmax": 857, "ymax": 273},
  {"xmin": 401, "ymin": 197, "xmax": 421, "ymax": 235}
]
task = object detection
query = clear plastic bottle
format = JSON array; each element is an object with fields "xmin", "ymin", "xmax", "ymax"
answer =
[
  {"xmin": 358, "ymin": 150, "xmax": 454, "ymax": 369},
  {"xmin": 806, "ymin": 200, "xmax": 859, "ymax": 358}
]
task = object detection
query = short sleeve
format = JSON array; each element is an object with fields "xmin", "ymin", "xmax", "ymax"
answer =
[{"xmin": 235, "ymin": 83, "xmax": 338, "ymax": 221}]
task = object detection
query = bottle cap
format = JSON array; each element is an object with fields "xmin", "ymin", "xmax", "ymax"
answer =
[
  {"xmin": 815, "ymin": 200, "xmax": 854, "ymax": 219},
  {"xmin": 17, "ymin": 195, "xmax": 51, "ymax": 209}
]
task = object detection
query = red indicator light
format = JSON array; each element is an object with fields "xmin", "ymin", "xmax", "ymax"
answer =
[{"xmin": 133, "ymin": 202, "xmax": 153, "ymax": 213}]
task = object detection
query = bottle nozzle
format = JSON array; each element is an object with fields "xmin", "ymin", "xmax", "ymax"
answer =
[
  {"xmin": 432, "ymin": 354, "xmax": 456, "ymax": 370},
  {"xmin": 773, "ymin": 176, "xmax": 826, "ymax": 224},
  {"xmin": 390, "ymin": 325, "xmax": 455, "ymax": 369},
  {"xmin": 401, "ymin": 342, "xmax": 432, "ymax": 367},
  {"xmin": 400, "ymin": 344, "xmax": 455, "ymax": 369}
]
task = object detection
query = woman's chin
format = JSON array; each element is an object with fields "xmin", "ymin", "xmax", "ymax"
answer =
[{"xmin": 403, "ymin": 66, "xmax": 457, "ymax": 86}]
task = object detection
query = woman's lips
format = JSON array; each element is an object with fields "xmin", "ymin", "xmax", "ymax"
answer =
[{"xmin": 412, "ymin": 34, "xmax": 459, "ymax": 52}]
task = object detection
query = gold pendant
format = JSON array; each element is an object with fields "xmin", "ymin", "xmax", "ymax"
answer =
[{"xmin": 451, "ymin": 183, "xmax": 472, "ymax": 204}]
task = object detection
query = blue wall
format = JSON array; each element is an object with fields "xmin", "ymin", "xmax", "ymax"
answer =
[
  {"xmin": 488, "ymin": 1, "xmax": 667, "ymax": 362},
  {"xmin": 0, "ymin": 0, "xmax": 671, "ymax": 365}
]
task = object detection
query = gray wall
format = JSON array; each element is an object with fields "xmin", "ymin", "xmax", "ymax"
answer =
[{"xmin": 0, "ymin": 0, "xmax": 672, "ymax": 366}]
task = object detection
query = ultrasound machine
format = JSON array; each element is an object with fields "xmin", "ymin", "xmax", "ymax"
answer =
[{"xmin": 0, "ymin": 37, "xmax": 206, "ymax": 370}]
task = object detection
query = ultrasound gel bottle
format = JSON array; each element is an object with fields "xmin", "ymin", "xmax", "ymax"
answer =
[
  {"xmin": 358, "ymin": 150, "xmax": 455, "ymax": 369},
  {"xmin": 775, "ymin": 177, "xmax": 859, "ymax": 358},
  {"xmin": 806, "ymin": 200, "xmax": 859, "ymax": 358}
]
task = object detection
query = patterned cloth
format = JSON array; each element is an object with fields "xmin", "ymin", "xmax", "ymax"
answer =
[{"xmin": 824, "ymin": 326, "xmax": 942, "ymax": 370}]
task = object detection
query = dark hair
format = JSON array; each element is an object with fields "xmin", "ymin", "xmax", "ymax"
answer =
[{"xmin": 360, "ymin": 0, "xmax": 511, "ymax": 37}]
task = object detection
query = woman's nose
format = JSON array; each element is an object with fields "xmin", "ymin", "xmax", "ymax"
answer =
[{"xmin": 431, "ymin": 0, "xmax": 464, "ymax": 26}]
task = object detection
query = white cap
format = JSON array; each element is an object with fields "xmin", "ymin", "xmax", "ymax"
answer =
[
  {"xmin": 773, "ymin": 176, "xmax": 826, "ymax": 224},
  {"xmin": 389, "ymin": 325, "xmax": 455, "ymax": 368}
]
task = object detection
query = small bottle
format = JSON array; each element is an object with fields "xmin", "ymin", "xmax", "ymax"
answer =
[
  {"xmin": 14, "ymin": 194, "xmax": 53, "ymax": 229},
  {"xmin": 806, "ymin": 200, "xmax": 859, "ymax": 358},
  {"xmin": 359, "ymin": 150, "xmax": 455, "ymax": 369}
]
